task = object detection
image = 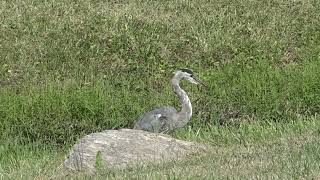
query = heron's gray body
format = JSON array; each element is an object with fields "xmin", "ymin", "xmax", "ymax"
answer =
[
  {"xmin": 134, "ymin": 106, "xmax": 177, "ymax": 133},
  {"xmin": 134, "ymin": 69, "xmax": 204, "ymax": 133}
]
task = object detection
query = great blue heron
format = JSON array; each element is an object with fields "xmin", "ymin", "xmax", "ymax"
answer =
[{"xmin": 134, "ymin": 69, "xmax": 206, "ymax": 133}]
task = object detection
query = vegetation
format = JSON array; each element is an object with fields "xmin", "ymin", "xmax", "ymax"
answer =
[{"xmin": 0, "ymin": 0, "xmax": 319, "ymax": 178}]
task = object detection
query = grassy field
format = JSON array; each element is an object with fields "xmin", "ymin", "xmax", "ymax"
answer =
[
  {"xmin": 1, "ymin": 0, "xmax": 320, "ymax": 179},
  {"xmin": 1, "ymin": 118, "xmax": 320, "ymax": 179}
]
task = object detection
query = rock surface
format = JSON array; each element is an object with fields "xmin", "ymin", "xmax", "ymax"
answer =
[{"xmin": 64, "ymin": 129, "xmax": 207, "ymax": 173}]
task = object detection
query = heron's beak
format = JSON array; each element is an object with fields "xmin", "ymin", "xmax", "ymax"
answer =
[{"xmin": 193, "ymin": 76, "xmax": 207, "ymax": 88}]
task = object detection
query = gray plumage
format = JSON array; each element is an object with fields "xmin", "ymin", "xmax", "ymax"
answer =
[{"xmin": 134, "ymin": 69, "xmax": 206, "ymax": 133}]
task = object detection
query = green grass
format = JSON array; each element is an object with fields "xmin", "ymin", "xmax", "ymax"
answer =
[
  {"xmin": 1, "ymin": 0, "xmax": 320, "ymax": 178},
  {"xmin": 1, "ymin": 117, "xmax": 320, "ymax": 179}
]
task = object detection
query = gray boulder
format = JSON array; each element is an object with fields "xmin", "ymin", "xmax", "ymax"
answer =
[{"xmin": 64, "ymin": 129, "xmax": 207, "ymax": 173}]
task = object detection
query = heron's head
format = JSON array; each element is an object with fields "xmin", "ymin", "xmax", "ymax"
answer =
[{"xmin": 178, "ymin": 68, "xmax": 206, "ymax": 87}]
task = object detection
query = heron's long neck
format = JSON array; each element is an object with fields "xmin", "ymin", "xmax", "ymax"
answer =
[{"xmin": 172, "ymin": 75, "xmax": 192, "ymax": 127}]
